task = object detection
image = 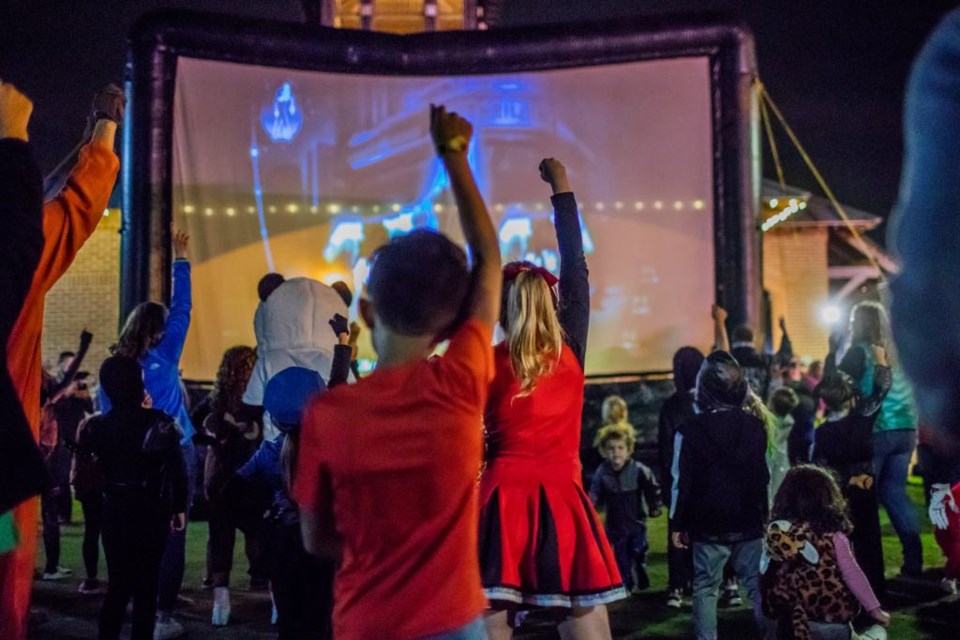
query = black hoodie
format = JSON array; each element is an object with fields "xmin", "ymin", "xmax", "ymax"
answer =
[
  {"xmin": 671, "ymin": 408, "xmax": 769, "ymax": 542},
  {"xmin": 78, "ymin": 356, "xmax": 188, "ymax": 514}
]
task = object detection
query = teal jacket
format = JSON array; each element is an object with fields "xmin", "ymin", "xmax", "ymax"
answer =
[{"xmin": 841, "ymin": 342, "xmax": 917, "ymax": 433}]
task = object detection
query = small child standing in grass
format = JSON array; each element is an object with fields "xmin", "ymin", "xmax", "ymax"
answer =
[{"xmin": 590, "ymin": 420, "xmax": 661, "ymax": 593}]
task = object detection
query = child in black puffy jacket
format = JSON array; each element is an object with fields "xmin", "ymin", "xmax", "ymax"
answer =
[{"xmin": 78, "ymin": 355, "xmax": 187, "ymax": 640}]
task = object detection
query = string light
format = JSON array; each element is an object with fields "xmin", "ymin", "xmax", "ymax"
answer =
[
  {"xmin": 693, "ymin": 200, "xmax": 705, "ymax": 210},
  {"xmin": 204, "ymin": 207, "xmax": 214, "ymax": 216},
  {"xmin": 433, "ymin": 203, "xmax": 444, "ymax": 213},
  {"xmin": 673, "ymin": 201, "xmax": 684, "ymax": 210},
  {"xmin": 614, "ymin": 201, "xmax": 624, "ymax": 209},
  {"xmin": 310, "ymin": 205, "xmax": 318, "ymax": 214},
  {"xmin": 654, "ymin": 201, "xmax": 663, "ymax": 210},
  {"xmin": 634, "ymin": 201, "xmax": 644, "ymax": 210},
  {"xmin": 328, "ymin": 204, "xmax": 341, "ymax": 214},
  {"xmin": 595, "ymin": 202, "xmax": 605, "ymax": 210},
  {"xmin": 391, "ymin": 203, "xmax": 401, "ymax": 212},
  {"xmin": 247, "ymin": 206, "xmax": 256, "ymax": 214},
  {"xmin": 769, "ymin": 198, "xmax": 779, "ymax": 208},
  {"xmin": 494, "ymin": 204, "xmax": 504, "ymax": 212},
  {"xmin": 226, "ymin": 207, "xmax": 236, "ymax": 217},
  {"xmin": 183, "ymin": 205, "xmax": 195, "ymax": 214},
  {"xmin": 287, "ymin": 204, "xmax": 299, "ymax": 213}
]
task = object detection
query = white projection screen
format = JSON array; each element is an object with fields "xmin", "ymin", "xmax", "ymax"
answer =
[{"xmin": 170, "ymin": 56, "xmax": 717, "ymax": 380}]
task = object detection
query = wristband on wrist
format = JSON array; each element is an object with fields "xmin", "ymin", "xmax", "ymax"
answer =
[{"xmin": 436, "ymin": 135, "xmax": 468, "ymax": 156}]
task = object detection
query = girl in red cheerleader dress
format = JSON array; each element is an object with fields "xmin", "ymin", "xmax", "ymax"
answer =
[{"xmin": 478, "ymin": 159, "xmax": 625, "ymax": 639}]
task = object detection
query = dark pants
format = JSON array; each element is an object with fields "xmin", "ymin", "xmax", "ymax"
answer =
[
  {"xmin": 99, "ymin": 496, "xmax": 169, "ymax": 640},
  {"xmin": 608, "ymin": 526, "xmax": 649, "ymax": 591},
  {"xmin": 79, "ymin": 492, "xmax": 104, "ymax": 580},
  {"xmin": 157, "ymin": 440, "xmax": 195, "ymax": 614},
  {"xmin": 846, "ymin": 485, "xmax": 885, "ymax": 601},
  {"xmin": 40, "ymin": 482, "xmax": 61, "ymax": 573},
  {"xmin": 269, "ymin": 521, "xmax": 333, "ymax": 640},
  {"xmin": 207, "ymin": 499, "xmax": 265, "ymax": 587},
  {"xmin": 667, "ymin": 521, "xmax": 694, "ymax": 592},
  {"xmin": 51, "ymin": 446, "xmax": 73, "ymax": 523}
]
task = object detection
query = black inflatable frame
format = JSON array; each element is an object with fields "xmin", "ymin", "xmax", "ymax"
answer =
[{"xmin": 122, "ymin": 10, "xmax": 761, "ymax": 371}]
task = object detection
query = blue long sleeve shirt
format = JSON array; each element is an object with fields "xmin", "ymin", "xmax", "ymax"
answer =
[{"xmin": 100, "ymin": 259, "xmax": 195, "ymax": 442}]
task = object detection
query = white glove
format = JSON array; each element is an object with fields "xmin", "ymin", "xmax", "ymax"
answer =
[{"xmin": 929, "ymin": 483, "xmax": 958, "ymax": 530}]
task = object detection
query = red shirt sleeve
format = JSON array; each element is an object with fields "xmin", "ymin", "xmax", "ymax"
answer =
[
  {"xmin": 434, "ymin": 317, "xmax": 494, "ymax": 409},
  {"xmin": 292, "ymin": 400, "xmax": 334, "ymax": 520}
]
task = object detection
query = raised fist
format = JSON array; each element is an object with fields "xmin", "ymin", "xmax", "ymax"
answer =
[
  {"xmin": 92, "ymin": 83, "xmax": 126, "ymax": 125},
  {"xmin": 172, "ymin": 230, "xmax": 190, "ymax": 260},
  {"xmin": 711, "ymin": 304, "xmax": 728, "ymax": 322},
  {"xmin": 538, "ymin": 158, "xmax": 566, "ymax": 185},
  {"xmin": 329, "ymin": 313, "xmax": 349, "ymax": 339},
  {"xmin": 430, "ymin": 104, "xmax": 472, "ymax": 155},
  {"xmin": 0, "ymin": 81, "xmax": 33, "ymax": 141}
]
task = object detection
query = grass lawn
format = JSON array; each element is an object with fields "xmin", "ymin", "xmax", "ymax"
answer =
[{"xmin": 30, "ymin": 480, "xmax": 960, "ymax": 639}]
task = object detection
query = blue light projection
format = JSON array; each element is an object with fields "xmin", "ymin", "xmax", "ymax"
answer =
[
  {"xmin": 324, "ymin": 219, "xmax": 365, "ymax": 262},
  {"xmin": 261, "ymin": 83, "xmax": 303, "ymax": 143},
  {"xmin": 249, "ymin": 75, "xmax": 595, "ymax": 283}
]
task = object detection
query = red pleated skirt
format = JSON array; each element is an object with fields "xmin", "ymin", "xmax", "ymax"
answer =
[{"xmin": 478, "ymin": 459, "xmax": 626, "ymax": 608}]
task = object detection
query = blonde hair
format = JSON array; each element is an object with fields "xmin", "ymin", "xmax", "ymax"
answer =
[
  {"xmin": 744, "ymin": 391, "xmax": 779, "ymax": 454},
  {"xmin": 594, "ymin": 422, "xmax": 636, "ymax": 455},
  {"xmin": 505, "ymin": 270, "xmax": 563, "ymax": 396},
  {"xmin": 602, "ymin": 395, "xmax": 629, "ymax": 426}
]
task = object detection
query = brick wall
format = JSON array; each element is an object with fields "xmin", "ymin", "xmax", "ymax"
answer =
[
  {"xmin": 762, "ymin": 227, "xmax": 831, "ymax": 362},
  {"xmin": 41, "ymin": 209, "xmax": 121, "ymax": 376}
]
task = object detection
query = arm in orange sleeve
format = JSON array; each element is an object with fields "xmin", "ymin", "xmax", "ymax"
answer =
[{"xmin": 33, "ymin": 140, "xmax": 118, "ymax": 295}]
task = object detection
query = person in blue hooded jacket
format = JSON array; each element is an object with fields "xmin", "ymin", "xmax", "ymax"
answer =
[{"xmin": 101, "ymin": 230, "xmax": 194, "ymax": 639}]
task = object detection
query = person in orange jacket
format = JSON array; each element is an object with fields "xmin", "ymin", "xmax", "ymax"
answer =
[{"xmin": 0, "ymin": 84, "xmax": 122, "ymax": 640}]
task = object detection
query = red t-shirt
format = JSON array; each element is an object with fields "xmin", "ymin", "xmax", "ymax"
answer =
[{"xmin": 293, "ymin": 317, "xmax": 492, "ymax": 640}]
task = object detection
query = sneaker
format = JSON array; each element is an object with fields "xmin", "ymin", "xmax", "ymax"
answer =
[
  {"xmin": 859, "ymin": 625, "xmax": 888, "ymax": 640},
  {"xmin": 941, "ymin": 578, "xmax": 958, "ymax": 596},
  {"xmin": 721, "ymin": 585, "xmax": 742, "ymax": 607},
  {"xmin": 212, "ymin": 587, "xmax": 231, "ymax": 627},
  {"xmin": 153, "ymin": 617, "xmax": 185, "ymax": 640},
  {"xmin": 41, "ymin": 567, "xmax": 71, "ymax": 581},
  {"xmin": 78, "ymin": 578, "xmax": 103, "ymax": 594},
  {"xmin": 666, "ymin": 589, "xmax": 683, "ymax": 609}
]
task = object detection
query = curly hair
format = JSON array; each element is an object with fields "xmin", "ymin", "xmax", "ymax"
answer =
[
  {"xmin": 771, "ymin": 465, "xmax": 853, "ymax": 536},
  {"xmin": 209, "ymin": 346, "xmax": 257, "ymax": 416}
]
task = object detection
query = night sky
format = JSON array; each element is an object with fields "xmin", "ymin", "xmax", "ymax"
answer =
[{"xmin": 0, "ymin": 0, "xmax": 956, "ymax": 232}]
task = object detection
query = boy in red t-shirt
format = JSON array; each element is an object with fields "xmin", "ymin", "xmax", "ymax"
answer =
[{"xmin": 292, "ymin": 105, "xmax": 501, "ymax": 640}]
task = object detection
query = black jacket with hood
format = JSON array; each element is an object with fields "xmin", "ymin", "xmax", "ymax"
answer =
[{"xmin": 671, "ymin": 408, "xmax": 770, "ymax": 542}]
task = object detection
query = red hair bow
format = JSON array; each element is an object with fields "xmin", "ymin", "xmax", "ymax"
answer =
[{"xmin": 502, "ymin": 261, "xmax": 559, "ymax": 287}]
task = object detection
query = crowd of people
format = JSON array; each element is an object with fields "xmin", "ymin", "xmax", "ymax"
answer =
[{"xmin": 5, "ymin": 9, "xmax": 960, "ymax": 640}]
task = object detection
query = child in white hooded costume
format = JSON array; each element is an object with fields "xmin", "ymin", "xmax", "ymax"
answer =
[{"xmin": 244, "ymin": 276, "xmax": 350, "ymax": 439}]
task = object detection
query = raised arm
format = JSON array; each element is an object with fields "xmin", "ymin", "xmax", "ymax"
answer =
[
  {"xmin": 431, "ymin": 105, "xmax": 501, "ymax": 330},
  {"xmin": 327, "ymin": 313, "xmax": 353, "ymax": 389},
  {"xmin": 542, "ymin": 158, "xmax": 590, "ymax": 367},
  {"xmin": 712, "ymin": 305, "xmax": 730, "ymax": 352},
  {"xmin": 153, "ymin": 231, "xmax": 192, "ymax": 362},
  {"xmin": 48, "ymin": 330, "xmax": 93, "ymax": 400},
  {"xmin": 776, "ymin": 316, "xmax": 793, "ymax": 361},
  {"xmin": 33, "ymin": 109, "xmax": 119, "ymax": 295}
]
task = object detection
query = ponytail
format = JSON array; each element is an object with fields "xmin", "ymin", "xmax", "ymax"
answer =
[{"xmin": 505, "ymin": 270, "xmax": 563, "ymax": 396}]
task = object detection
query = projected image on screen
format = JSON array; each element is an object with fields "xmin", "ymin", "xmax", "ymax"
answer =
[{"xmin": 172, "ymin": 56, "xmax": 715, "ymax": 379}]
